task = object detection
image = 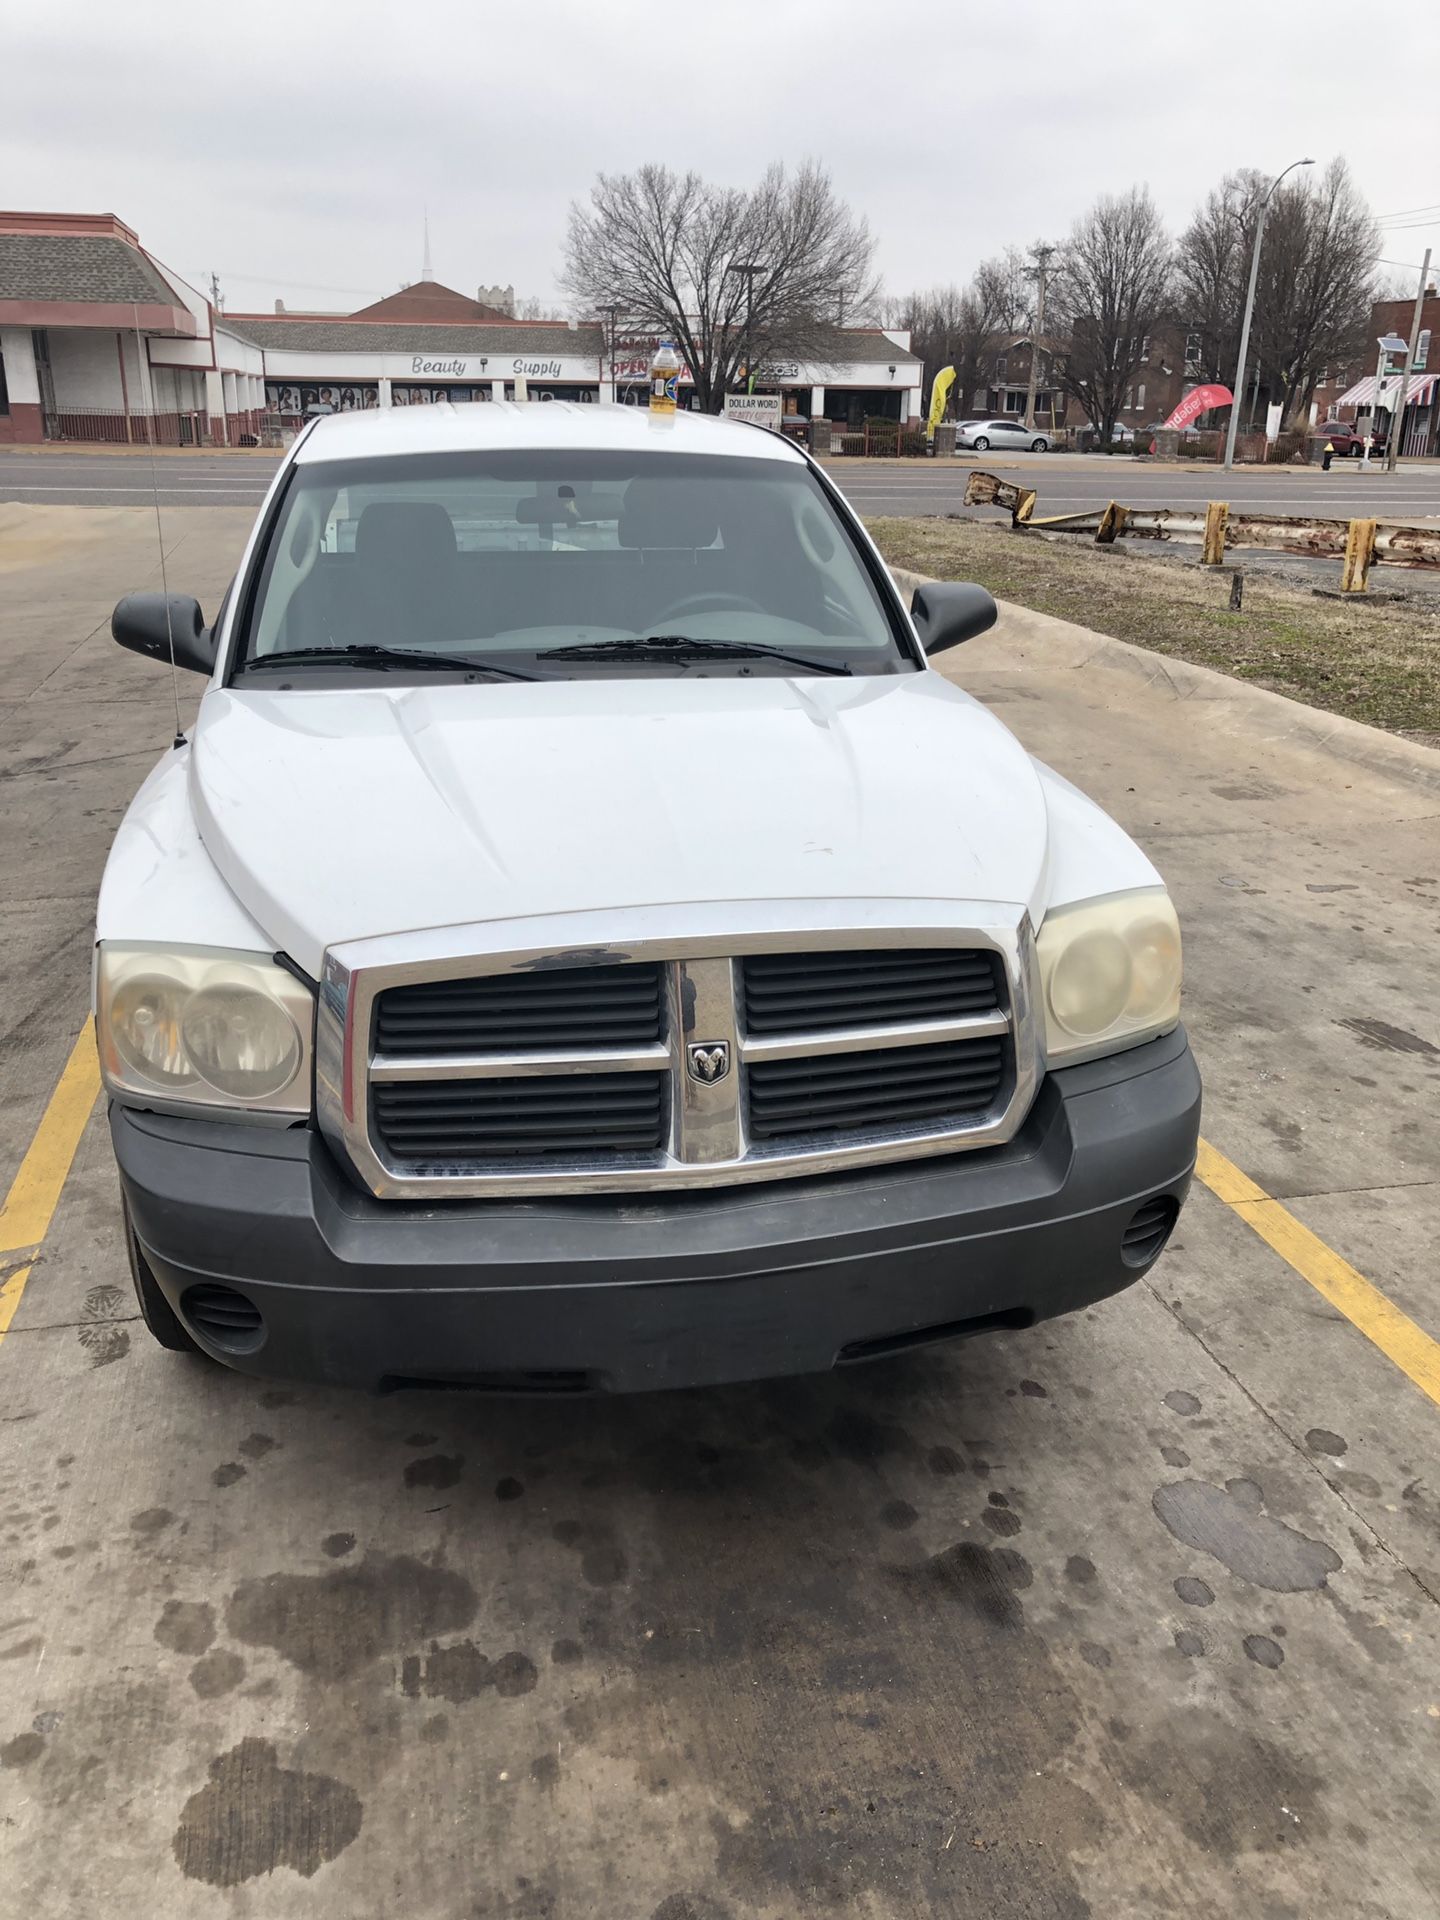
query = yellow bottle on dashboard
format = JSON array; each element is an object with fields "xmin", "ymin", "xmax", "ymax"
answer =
[{"xmin": 650, "ymin": 340, "xmax": 681, "ymax": 415}]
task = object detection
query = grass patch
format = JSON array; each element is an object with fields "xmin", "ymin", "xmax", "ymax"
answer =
[{"xmin": 867, "ymin": 518, "xmax": 1440, "ymax": 741}]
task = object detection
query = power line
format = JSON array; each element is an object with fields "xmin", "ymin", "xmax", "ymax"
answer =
[
  {"xmin": 188, "ymin": 267, "xmax": 388, "ymax": 300},
  {"xmin": 1374, "ymin": 201, "xmax": 1440, "ymax": 220}
]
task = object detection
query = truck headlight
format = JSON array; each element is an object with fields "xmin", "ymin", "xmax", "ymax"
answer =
[
  {"xmin": 1036, "ymin": 888, "xmax": 1181, "ymax": 1065},
  {"xmin": 96, "ymin": 944, "xmax": 313, "ymax": 1117}
]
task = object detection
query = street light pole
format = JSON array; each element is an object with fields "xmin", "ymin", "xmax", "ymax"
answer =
[
  {"xmin": 727, "ymin": 262, "xmax": 763, "ymax": 402},
  {"xmin": 1222, "ymin": 156, "xmax": 1314, "ymax": 472},
  {"xmin": 600, "ymin": 302, "xmax": 622, "ymax": 405}
]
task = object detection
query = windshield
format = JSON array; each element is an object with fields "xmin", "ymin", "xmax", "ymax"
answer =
[{"xmin": 233, "ymin": 450, "xmax": 910, "ymax": 678}]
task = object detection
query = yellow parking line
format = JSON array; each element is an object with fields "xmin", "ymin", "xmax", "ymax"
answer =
[
  {"xmin": 0, "ymin": 1019, "xmax": 101, "ymax": 1342},
  {"xmin": 1196, "ymin": 1137, "xmax": 1440, "ymax": 1409}
]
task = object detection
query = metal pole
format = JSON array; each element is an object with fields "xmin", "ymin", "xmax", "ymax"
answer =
[
  {"xmin": 1223, "ymin": 199, "xmax": 1268, "ymax": 471},
  {"xmin": 1223, "ymin": 158, "xmax": 1312, "ymax": 472},
  {"xmin": 1362, "ymin": 342, "xmax": 1387, "ymax": 468},
  {"xmin": 1386, "ymin": 247, "xmax": 1431, "ymax": 471},
  {"xmin": 1023, "ymin": 246, "xmax": 1052, "ymax": 431}
]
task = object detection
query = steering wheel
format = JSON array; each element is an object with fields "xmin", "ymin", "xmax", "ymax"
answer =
[{"xmin": 651, "ymin": 591, "xmax": 766, "ymax": 624}]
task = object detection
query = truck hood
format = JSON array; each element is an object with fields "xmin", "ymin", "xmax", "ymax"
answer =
[{"xmin": 189, "ymin": 673, "xmax": 1052, "ymax": 976}]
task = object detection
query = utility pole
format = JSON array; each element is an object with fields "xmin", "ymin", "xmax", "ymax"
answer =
[
  {"xmin": 1023, "ymin": 245, "xmax": 1053, "ymax": 431},
  {"xmin": 1223, "ymin": 157, "xmax": 1313, "ymax": 471},
  {"xmin": 1386, "ymin": 247, "xmax": 1432, "ymax": 471},
  {"xmin": 208, "ymin": 271, "xmax": 223, "ymax": 315}
]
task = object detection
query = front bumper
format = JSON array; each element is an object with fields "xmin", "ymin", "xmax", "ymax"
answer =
[{"xmin": 113, "ymin": 1027, "xmax": 1200, "ymax": 1393}]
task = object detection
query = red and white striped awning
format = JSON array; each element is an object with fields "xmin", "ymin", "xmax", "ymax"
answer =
[{"xmin": 1338, "ymin": 371, "xmax": 1437, "ymax": 407}]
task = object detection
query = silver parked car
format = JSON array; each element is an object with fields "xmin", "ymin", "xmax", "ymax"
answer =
[{"xmin": 955, "ymin": 418, "xmax": 1051, "ymax": 453}]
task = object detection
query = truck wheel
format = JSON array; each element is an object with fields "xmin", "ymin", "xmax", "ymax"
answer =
[{"xmin": 123, "ymin": 1200, "xmax": 202, "ymax": 1354}]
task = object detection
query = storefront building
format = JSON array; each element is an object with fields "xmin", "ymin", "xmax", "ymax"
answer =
[
  {"xmin": 609, "ymin": 330, "xmax": 922, "ymax": 426},
  {"xmin": 1, "ymin": 209, "xmax": 922, "ymax": 443},
  {"xmin": 0, "ymin": 210, "xmax": 264, "ymax": 446}
]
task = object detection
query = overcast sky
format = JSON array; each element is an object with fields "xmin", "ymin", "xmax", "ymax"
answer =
[{"xmin": 5, "ymin": 0, "xmax": 1438, "ymax": 315}]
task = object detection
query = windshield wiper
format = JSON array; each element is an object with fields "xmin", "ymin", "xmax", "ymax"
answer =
[
  {"xmin": 236, "ymin": 645, "xmax": 538, "ymax": 681},
  {"xmin": 540, "ymin": 635, "xmax": 852, "ymax": 676}
]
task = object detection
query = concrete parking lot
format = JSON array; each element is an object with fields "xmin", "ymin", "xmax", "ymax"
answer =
[{"xmin": 1, "ymin": 494, "xmax": 1438, "ymax": 1917}]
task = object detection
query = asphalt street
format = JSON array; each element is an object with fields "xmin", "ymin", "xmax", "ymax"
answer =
[
  {"xmin": 0, "ymin": 500, "xmax": 1437, "ymax": 1917},
  {"xmin": 2, "ymin": 445, "xmax": 1438, "ymax": 521},
  {"xmin": 835, "ymin": 456, "xmax": 1440, "ymax": 523}
]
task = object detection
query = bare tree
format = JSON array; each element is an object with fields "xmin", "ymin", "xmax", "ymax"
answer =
[
  {"xmin": 886, "ymin": 286, "xmax": 982, "ymax": 415},
  {"xmin": 562, "ymin": 162, "xmax": 879, "ymax": 412},
  {"xmin": 887, "ymin": 249, "xmax": 1042, "ymax": 418},
  {"xmin": 1174, "ymin": 171, "xmax": 1257, "ymax": 385},
  {"xmin": 1176, "ymin": 160, "xmax": 1379, "ymax": 426},
  {"xmin": 1050, "ymin": 189, "xmax": 1173, "ymax": 445},
  {"xmin": 1251, "ymin": 160, "xmax": 1379, "ymax": 425},
  {"xmin": 975, "ymin": 247, "xmax": 1034, "ymax": 335},
  {"xmin": 514, "ymin": 294, "xmax": 566, "ymax": 321}
]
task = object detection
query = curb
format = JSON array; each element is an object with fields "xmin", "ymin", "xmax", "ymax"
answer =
[
  {"xmin": 0, "ymin": 442, "xmax": 279, "ymax": 459},
  {"xmin": 888, "ymin": 565, "xmax": 1440, "ymax": 798}
]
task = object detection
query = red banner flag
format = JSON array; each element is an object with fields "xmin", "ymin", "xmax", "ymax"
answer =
[{"xmin": 1163, "ymin": 384, "xmax": 1233, "ymax": 431}]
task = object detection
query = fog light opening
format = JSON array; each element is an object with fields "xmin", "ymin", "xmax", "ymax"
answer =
[
  {"xmin": 1121, "ymin": 1195, "xmax": 1179, "ymax": 1269},
  {"xmin": 181, "ymin": 1283, "xmax": 265, "ymax": 1354}
]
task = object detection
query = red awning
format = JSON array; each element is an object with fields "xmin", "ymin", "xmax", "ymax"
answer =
[{"xmin": 1337, "ymin": 371, "xmax": 1437, "ymax": 407}]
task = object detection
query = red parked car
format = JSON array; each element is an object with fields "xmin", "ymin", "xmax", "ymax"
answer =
[{"xmin": 1318, "ymin": 420, "xmax": 1384, "ymax": 457}]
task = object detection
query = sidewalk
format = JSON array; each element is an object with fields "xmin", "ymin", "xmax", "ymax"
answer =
[
  {"xmin": 0, "ymin": 441, "xmax": 278, "ymax": 457},
  {"xmin": 823, "ymin": 449, "xmax": 1440, "ymax": 477}
]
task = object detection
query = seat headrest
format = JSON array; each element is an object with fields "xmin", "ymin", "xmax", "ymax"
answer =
[
  {"xmin": 619, "ymin": 478, "xmax": 718, "ymax": 550},
  {"xmin": 356, "ymin": 502, "xmax": 457, "ymax": 565}
]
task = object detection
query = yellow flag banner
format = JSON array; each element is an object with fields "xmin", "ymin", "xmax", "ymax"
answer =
[{"xmin": 927, "ymin": 366, "xmax": 956, "ymax": 439}]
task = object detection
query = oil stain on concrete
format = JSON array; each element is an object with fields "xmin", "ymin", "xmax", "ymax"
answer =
[
  {"xmin": 400, "ymin": 1640, "xmax": 538, "ymax": 1704},
  {"xmin": 189, "ymin": 1648, "xmax": 246, "ymax": 1698},
  {"xmin": 890, "ymin": 1540, "xmax": 1033, "ymax": 1632},
  {"xmin": 154, "ymin": 1599, "xmax": 216, "ymax": 1658},
  {"xmin": 1152, "ymin": 1478, "xmax": 1342, "ymax": 1591},
  {"xmin": 225, "ymin": 1551, "xmax": 476, "ymax": 1682},
  {"xmin": 403, "ymin": 1454, "xmax": 464, "ymax": 1491},
  {"xmin": 172, "ymin": 1737, "xmax": 362, "ymax": 1886}
]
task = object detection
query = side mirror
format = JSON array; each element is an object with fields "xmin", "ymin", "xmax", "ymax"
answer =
[
  {"xmin": 910, "ymin": 581, "xmax": 998, "ymax": 657},
  {"xmin": 112, "ymin": 593, "xmax": 217, "ymax": 676}
]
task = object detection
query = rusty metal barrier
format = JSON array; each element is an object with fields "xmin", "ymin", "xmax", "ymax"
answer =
[{"xmin": 962, "ymin": 471, "xmax": 1440, "ymax": 594}]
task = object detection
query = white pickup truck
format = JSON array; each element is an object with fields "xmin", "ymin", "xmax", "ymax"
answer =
[{"xmin": 97, "ymin": 404, "xmax": 1200, "ymax": 1391}]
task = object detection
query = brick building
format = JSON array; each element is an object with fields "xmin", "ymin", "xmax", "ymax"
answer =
[
  {"xmin": 1313, "ymin": 286, "xmax": 1438, "ymax": 456},
  {"xmin": 951, "ymin": 320, "xmax": 1221, "ymax": 437}
]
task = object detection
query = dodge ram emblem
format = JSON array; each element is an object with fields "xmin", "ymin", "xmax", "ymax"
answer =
[{"xmin": 687, "ymin": 1041, "xmax": 731, "ymax": 1084}]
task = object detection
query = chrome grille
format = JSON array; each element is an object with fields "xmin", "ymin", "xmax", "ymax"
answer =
[
  {"xmin": 320, "ymin": 916, "xmax": 1040, "ymax": 1198},
  {"xmin": 746, "ymin": 1036, "xmax": 1008, "ymax": 1141},
  {"xmin": 374, "ymin": 1071, "xmax": 668, "ymax": 1162},
  {"xmin": 740, "ymin": 949, "xmax": 1002, "ymax": 1034},
  {"xmin": 375, "ymin": 964, "xmax": 664, "ymax": 1056}
]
